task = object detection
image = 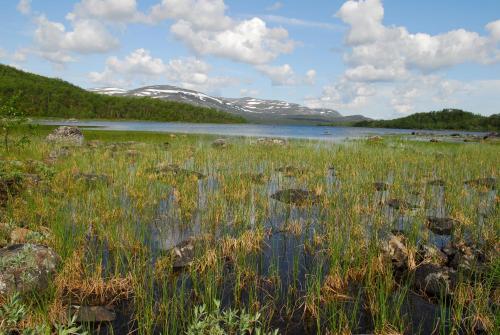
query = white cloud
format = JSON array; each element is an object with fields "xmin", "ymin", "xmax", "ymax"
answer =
[
  {"xmin": 486, "ymin": 20, "xmax": 500, "ymax": 41},
  {"xmin": 266, "ymin": 2, "xmax": 283, "ymax": 11},
  {"xmin": 337, "ymin": 0, "xmax": 500, "ymax": 81},
  {"xmin": 17, "ymin": 0, "xmax": 31, "ymax": 15},
  {"xmin": 150, "ymin": 0, "xmax": 294, "ymax": 65},
  {"xmin": 305, "ymin": 79, "xmax": 375, "ymax": 110},
  {"xmin": 33, "ymin": 15, "xmax": 119, "ymax": 63},
  {"xmin": 89, "ymin": 49, "xmax": 236, "ymax": 92},
  {"xmin": 256, "ymin": 64, "xmax": 316, "ymax": 86},
  {"xmin": 68, "ymin": 0, "xmax": 148, "ymax": 23},
  {"xmin": 0, "ymin": 48, "xmax": 6, "ymax": 59}
]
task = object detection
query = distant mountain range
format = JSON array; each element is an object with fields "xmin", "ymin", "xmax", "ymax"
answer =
[{"xmin": 89, "ymin": 85, "xmax": 370, "ymax": 124}]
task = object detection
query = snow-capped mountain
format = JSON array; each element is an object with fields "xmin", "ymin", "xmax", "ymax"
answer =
[{"xmin": 89, "ymin": 85, "xmax": 369, "ymax": 124}]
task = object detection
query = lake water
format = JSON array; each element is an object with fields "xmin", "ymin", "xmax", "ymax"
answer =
[{"xmin": 39, "ymin": 119, "xmax": 487, "ymax": 141}]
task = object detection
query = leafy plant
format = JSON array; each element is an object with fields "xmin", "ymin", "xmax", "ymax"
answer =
[{"xmin": 186, "ymin": 300, "xmax": 279, "ymax": 335}]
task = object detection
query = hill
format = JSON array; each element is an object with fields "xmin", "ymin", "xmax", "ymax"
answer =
[
  {"xmin": 90, "ymin": 85, "xmax": 370, "ymax": 125},
  {"xmin": 353, "ymin": 109, "xmax": 500, "ymax": 131},
  {"xmin": 0, "ymin": 64, "xmax": 245, "ymax": 123}
]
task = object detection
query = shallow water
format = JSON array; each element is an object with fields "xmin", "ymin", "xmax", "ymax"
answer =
[{"xmin": 38, "ymin": 119, "xmax": 488, "ymax": 141}]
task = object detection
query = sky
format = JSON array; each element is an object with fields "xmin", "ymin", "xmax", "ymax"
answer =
[{"xmin": 0, "ymin": 0, "xmax": 499, "ymax": 119}]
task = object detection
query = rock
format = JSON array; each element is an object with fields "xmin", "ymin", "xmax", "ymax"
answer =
[
  {"xmin": 464, "ymin": 177, "xmax": 496, "ymax": 190},
  {"xmin": 417, "ymin": 244, "xmax": 448, "ymax": 266},
  {"xmin": 46, "ymin": 126, "xmax": 84, "ymax": 145},
  {"xmin": 373, "ymin": 182, "xmax": 388, "ymax": 191},
  {"xmin": 426, "ymin": 217, "xmax": 458, "ymax": 235},
  {"xmin": 0, "ymin": 244, "xmax": 60, "ymax": 295},
  {"xmin": 212, "ymin": 138, "xmax": 228, "ymax": 148},
  {"xmin": 483, "ymin": 132, "xmax": 499, "ymax": 140},
  {"xmin": 172, "ymin": 239, "xmax": 195, "ymax": 269},
  {"xmin": 414, "ymin": 264, "xmax": 456, "ymax": 297},
  {"xmin": 256, "ymin": 137, "xmax": 287, "ymax": 146},
  {"xmin": 270, "ymin": 189, "xmax": 319, "ymax": 206},
  {"xmin": 429, "ymin": 138, "xmax": 439, "ymax": 143},
  {"xmin": 74, "ymin": 305, "xmax": 116, "ymax": 322},
  {"xmin": 448, "ymin": 241, "xmax": 484, "ymax": 272},
  {"xmin": 380, "ymin": 233, "xmax": 408, "ymax": 269}
]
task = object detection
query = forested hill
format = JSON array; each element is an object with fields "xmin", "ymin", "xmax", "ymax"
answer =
[
  {"xmin": 0, "ymin": 64, "xmax": 245, "ymax": 123},
  {"xmin": 353, "ymin": 109, "xmax": 500, "ymax": 131}
]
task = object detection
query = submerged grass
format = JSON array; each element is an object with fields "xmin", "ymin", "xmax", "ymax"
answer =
[{"xmin": 0, "ymin": 127, "xmax": 498, "ymax": 334}]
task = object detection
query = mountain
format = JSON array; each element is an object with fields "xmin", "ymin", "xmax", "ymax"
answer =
[
  {"xmin": 353, "ymin": 109, "xmax": 500, "ymax": 131},
  {"xmin": 0, "ymin": 64, "xmax": 245, "ymax": 124},
  {"xmin": 89, "ymin": 85, "xmax": 370, "ymax": 125}
]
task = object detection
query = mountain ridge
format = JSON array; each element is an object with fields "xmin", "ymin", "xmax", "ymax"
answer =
[{"xmin": 89, "ymin": 85, "xmax": 370, "ymax": 125}]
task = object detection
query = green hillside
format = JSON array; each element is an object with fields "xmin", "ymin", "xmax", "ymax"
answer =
[
  {"xmin": 354, "ymin": 109, "xmax": 499, "ymax": 131},
  {"xmin": 0, "ymin": 64, "xmax": 245, "ymax": 123}
]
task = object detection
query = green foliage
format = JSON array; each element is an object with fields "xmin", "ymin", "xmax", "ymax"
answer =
[
  {"xmin": 354, "ymin": 109, "xmax": 500, "ymax": 131},
  {"xmin": 0, "ymin": 64, "xmax": 245, "ymax": 124},
  {"xmin": 0, "ymin": 293, "xmax": 87, "ymax": 335},
  {"xmin": 0, "ymin": 93, "xmax": 34, "ymax": 151},
  {"xmin": 186, "ymin": 300, "xmax": 279, "ymax": 335}
]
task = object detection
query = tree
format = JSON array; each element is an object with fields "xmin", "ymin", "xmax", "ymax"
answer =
[{"xmin": 0, "ymin": 93, "xmax": 32, "ymax": 152}]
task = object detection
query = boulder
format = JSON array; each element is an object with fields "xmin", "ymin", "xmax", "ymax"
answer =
[
  {"xmin": 414, "ymin": 263, "xmax": 456, "ymax": 297},
  {"xmin": 0, "ymin": 244, "xmax": 60, "ymax": 295},
  {"xmin": 172, "ymin": 239, "xmax": 195, "ymax": 269},
  {"xmin": 417, "ymin": 244, "xmax": 448, "ymax": 266},
  {"xmin": 46, "ymin": 126, "xmax": 84, "ymax": 145},
  {"xmin": 380, "ymin": 233, "xmax": 408, "ymax": 269}
]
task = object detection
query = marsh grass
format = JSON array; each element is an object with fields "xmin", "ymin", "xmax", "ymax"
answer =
[{"xmin": 0, "ymin": 127, "xmax": 498, "ymax": 334}]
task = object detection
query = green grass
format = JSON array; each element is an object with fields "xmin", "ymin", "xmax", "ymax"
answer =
[{"xmin": 0, "ymin": 128, "xmax": 498, "ymax": 334}]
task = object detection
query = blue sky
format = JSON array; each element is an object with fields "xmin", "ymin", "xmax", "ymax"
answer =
[{"xmin": 1, "ymin": 0, "xmax": 499, "ymax": 118}]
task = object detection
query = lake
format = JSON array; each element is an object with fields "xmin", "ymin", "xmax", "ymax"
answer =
[{"xmin": 38, "ymin": 119, "xmax": 487, "ymax": 141}]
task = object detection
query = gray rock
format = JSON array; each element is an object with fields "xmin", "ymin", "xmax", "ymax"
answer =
[
  {"xmin": 414, "ymin": 264, "xmax": 456, "ymax": 297},
  {"xmin": 0, "ymin": 244, "xmax": 60, "ymax": 295},
  {"xmin": 46, "ymin": 126, "xmax": 84, "ymax": 145},
  {"xmin": 380, "ymin": 233, "xmax": 408, "ymax": 269},
  {"xmin": 212, "ymin": 138, "xmax": 228, "ymax": 148}
]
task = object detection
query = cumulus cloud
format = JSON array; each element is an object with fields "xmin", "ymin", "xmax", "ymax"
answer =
[
  {"xmin": 89, "ymin": 48, "xmax": 236, "ymax": 92},
  {"xmin": 33, "ymin": 15, "xmax": 119, "ymax": 63},
  {"xmin": 17, "ymin": 0, "xmax": 31, "ymax": 15},
  {"xmin": 305, "ymin": 79, "xmax": 375, "ymax": 110},
  {"xmin": 310, "ymin": 0, "xmax": 500, "ymax": 116},
  {"xmin": 150, "ymin": 0, "xmax": 294, "ymax": 65},
  {"xmin": 337, "ymin": 0, "xmax": 500, "ymax": 81},
  {"xmin": 68, "ymin": 0, "xmax": 147, "ymax": 23},
  {"xmin": 255, "ymin": 64, "xmax": 316, "ymax": 86}
]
